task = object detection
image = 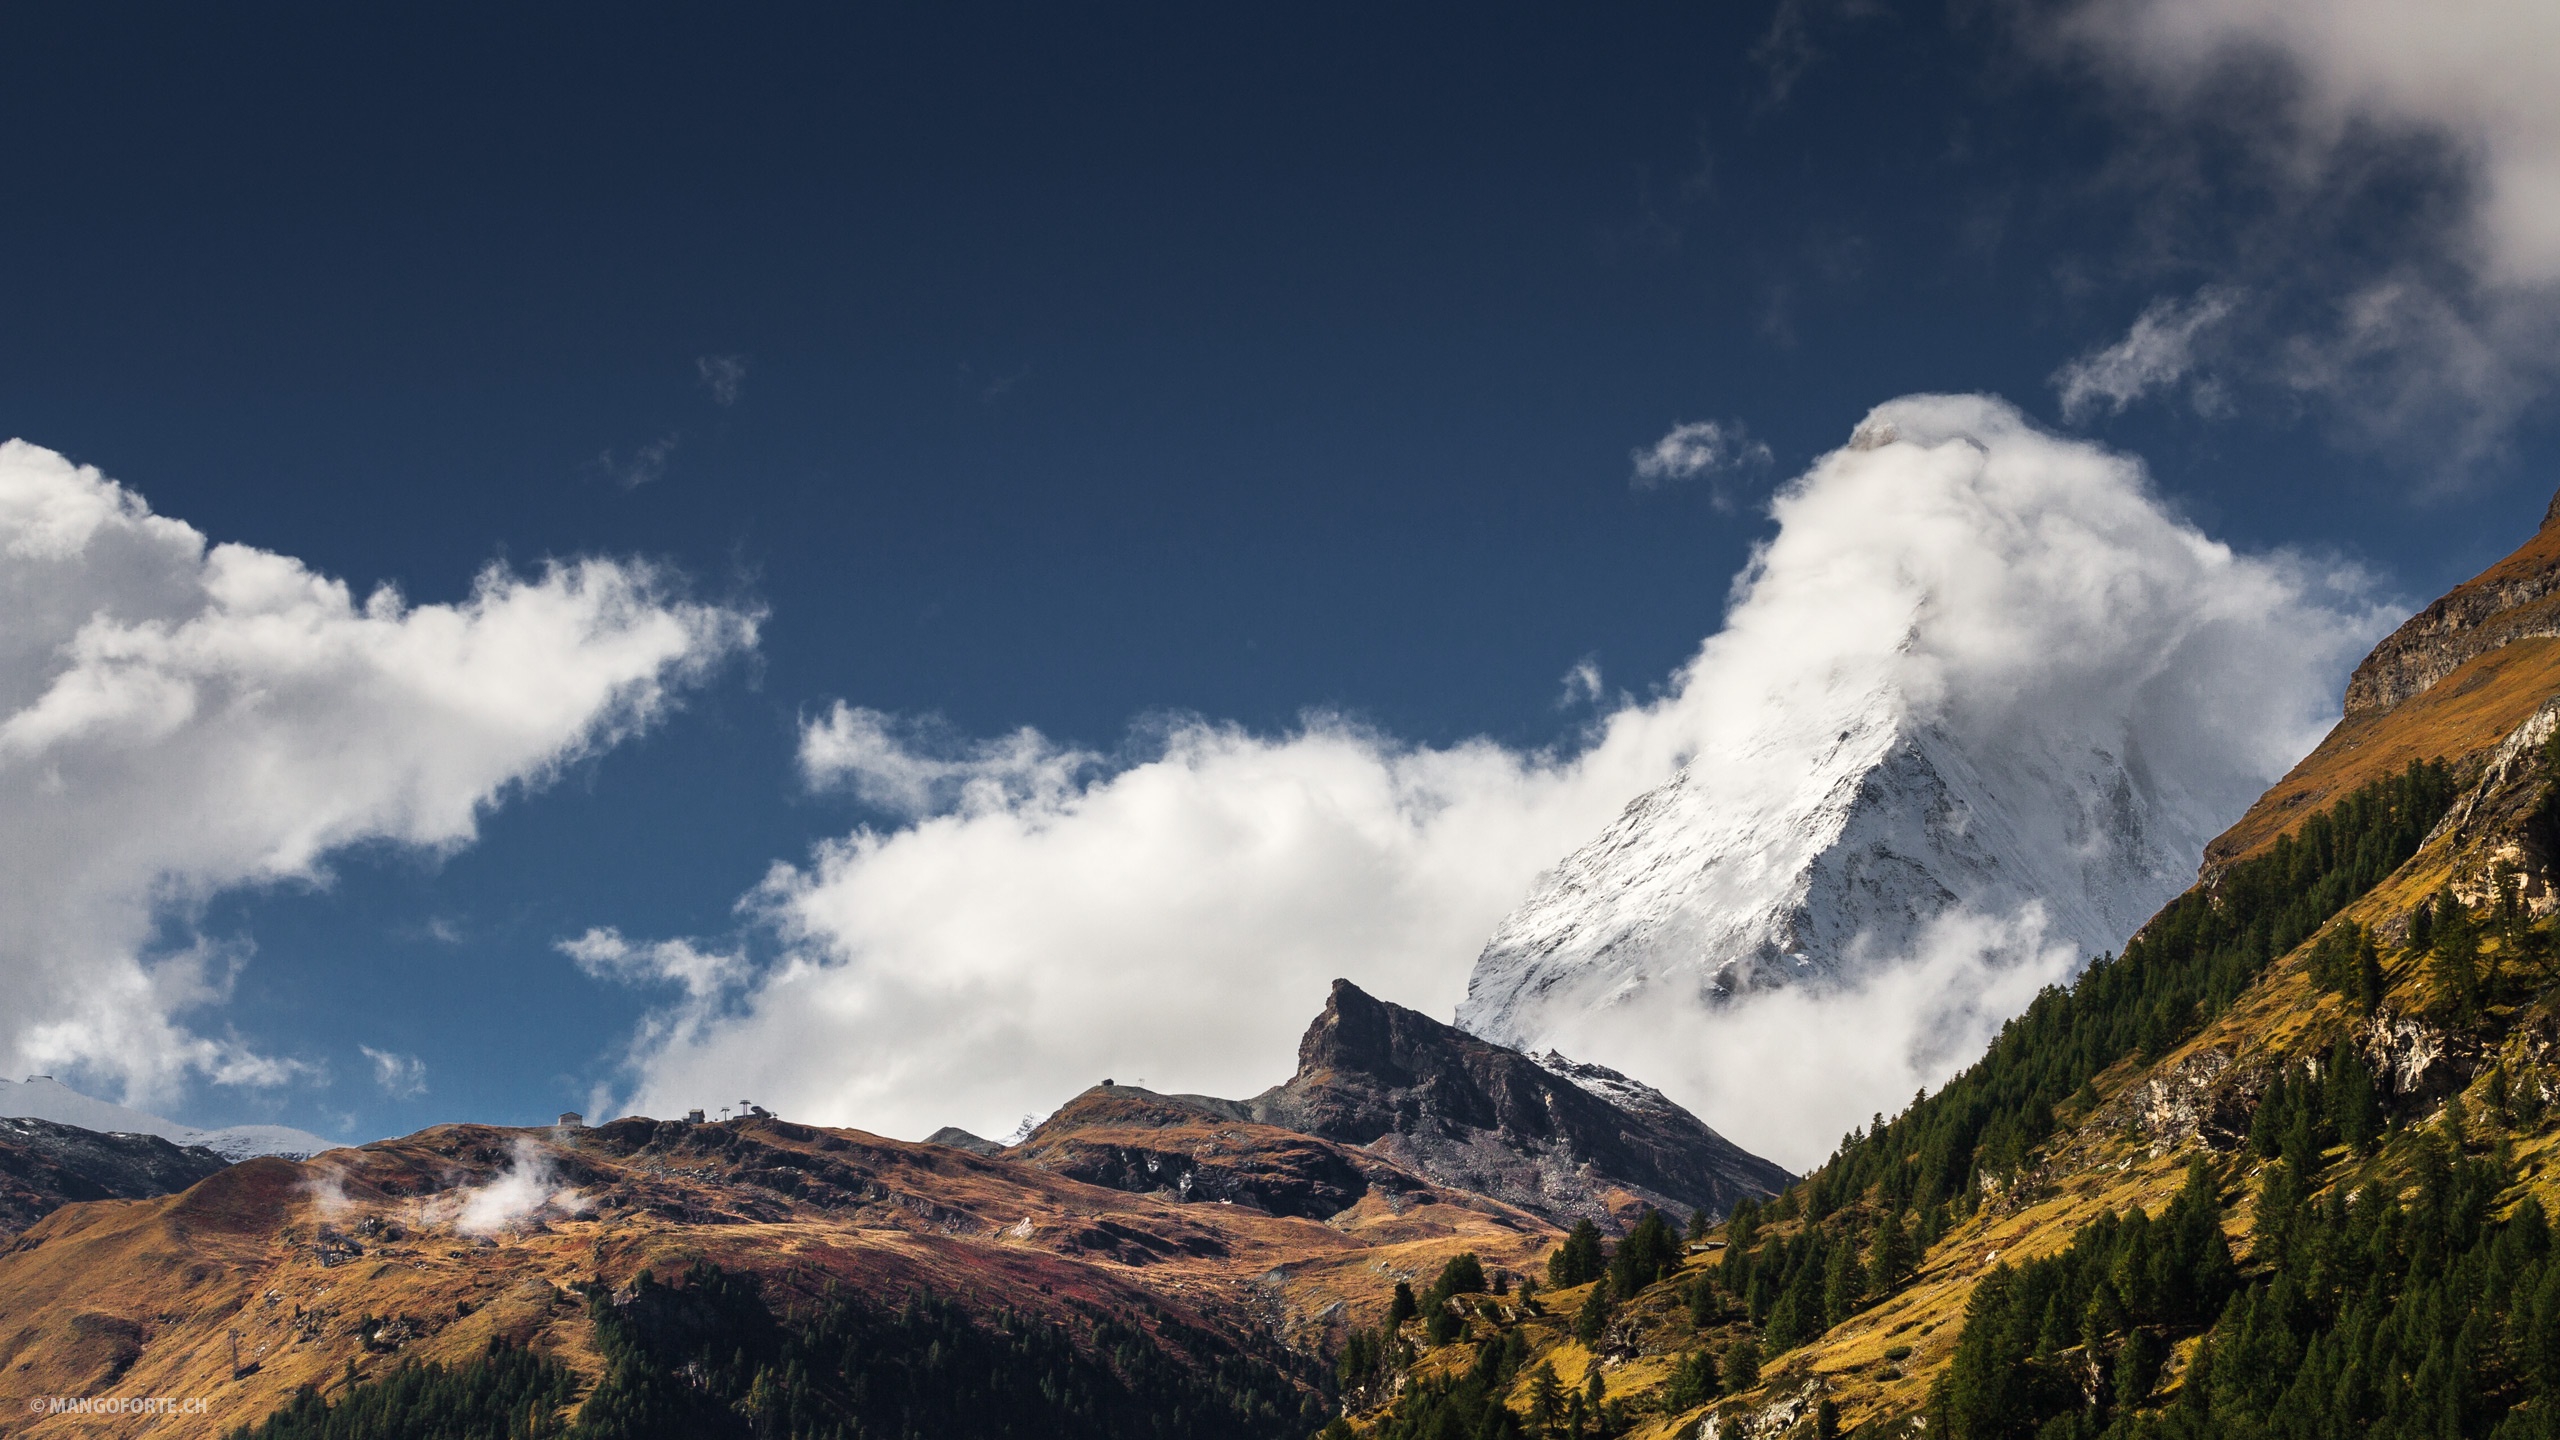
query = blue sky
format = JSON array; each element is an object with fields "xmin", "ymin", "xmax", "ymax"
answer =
[{"xmin": 3, "ymin": 3, "xmax": 2555, "ymax": 1146}]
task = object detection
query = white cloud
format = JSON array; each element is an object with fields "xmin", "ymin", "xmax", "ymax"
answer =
[
  {"xmin": 0, "ymin": 438, "xmax": 757, "ymax": 1108},
  {"xmin": 593, "ymin": 396, "xmax": 2381, "ymax": 1167},
  {"xmin": 2051, "ymin": 0, "xmax": 2560, "ymax": 469},
  {"xmin": 799, "ymin": 704, "xmax": 1100, "ymax": 819},
  {"xmin": 2053, "ymin": 286, "xmax": 2242, "ymax": 421},
  {"xmin": 558, "ymin": 926, "xmax": 747, "ymax": 1001},
  {"xmin": 2065, "ymin": 0, "xmax": 2560, "ymax": 287},
  {"xmin": 1629, "ymin": 419, "xmax": 1774, "ymax": 496},
  {"xmin": 360, "ymin": 1045, "xmax": 428, "ymax": 1100},
  {"xmin": 1556, "ymin": 657, "xmax": 1606, "ymax": 710},
  {"xmin": 696, "ymin": 354, "xmax": 748, "ymax": 407}
]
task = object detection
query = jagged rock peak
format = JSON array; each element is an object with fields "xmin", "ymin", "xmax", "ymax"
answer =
[{"xmin": 1244, "ymin": 979, "xmax": 1790, "ymax": 1228}]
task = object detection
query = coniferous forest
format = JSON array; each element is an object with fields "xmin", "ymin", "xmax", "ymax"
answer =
[{"xmin": 227, "ymin": 1262, "xmax": 1324, "ymax": 1440}]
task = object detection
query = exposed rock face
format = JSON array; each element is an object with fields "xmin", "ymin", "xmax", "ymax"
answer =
[
  {"xmin": 923, "ymin": 1126, "xmax": 1005, "ymax": 1157},
  {"xmin": 0, "ymin": 1117, "xmax": 229, "ymax": 1238},
  {"xmin": 2343, "ymin": 492, "xmax": 2560, "ymax": 720},
  {"xmin": 1007, "ymin": 1090, "xmax": 1392, "ymax": 1220},
  {"xmin": 1007, "ymin": 982, "xmax": 1789, "ymax": 1230},
  {"xmin": 1240, "ymin": 979, "xmax": 1790, "ymax": 1228}
]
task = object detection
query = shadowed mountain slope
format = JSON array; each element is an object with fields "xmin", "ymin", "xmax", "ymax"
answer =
[{"xmin": 0, "ymin": 1117, "xmax": 229, "ymax": 1240}]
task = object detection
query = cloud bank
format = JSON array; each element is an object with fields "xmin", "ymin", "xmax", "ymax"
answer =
[
  {"xmin": 0, "ymin": 439, "xmax": 757, "ymax": 1107},
  {"xmin": 593, "ymin": 396, "xmax": 2385, "ymax": 1168}
]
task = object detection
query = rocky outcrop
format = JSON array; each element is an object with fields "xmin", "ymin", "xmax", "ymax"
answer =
[
  {"xmin": 2343, "ymin": 490, "xmax": 2560, "ymax": 719},
  {"xmin": 924, "ymin": 1126, "xmax": 1005, "ymax": 1157},
  {"xmin": 1009, "ymin": 982, "xmax": 1790, "ymax": 1229},
  {"xmin": 1242, "ymin": 980, "xmax": 1790, "ymax": 1229},
  {"xmin": 0, "ymin": 1117, "xmax": 230, "ymax": 1238},
  {"xmin": 1007, "ymin": 1090, "xmax": 1389, "ymax": 1220}
]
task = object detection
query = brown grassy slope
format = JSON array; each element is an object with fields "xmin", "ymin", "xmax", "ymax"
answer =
[
  {"xmin": 0, "ymin": 1116, "xmax": 1556, "ymax": 1438},
  {"xmin": 2208, "ymin": 636, "xmax": 2560, "ymax": 867}
]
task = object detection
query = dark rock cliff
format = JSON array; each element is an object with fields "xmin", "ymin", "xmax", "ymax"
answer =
[
  {"xmin": 1242, "ymin": 979, "xmax": 1790, "ymax": 1229},
  {"xmin": 1007, "ymin": 981, "xmax": 1789, "ymax": 1231},
  {"xmin": 0, "ymin": 1117, "xmax": 230, "ymax": 1238}
]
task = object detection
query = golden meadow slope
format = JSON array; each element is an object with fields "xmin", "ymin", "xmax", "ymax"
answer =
[{"xmin": 0, "ymin": 1114, "xmax": 1553, "ymax": 1438}]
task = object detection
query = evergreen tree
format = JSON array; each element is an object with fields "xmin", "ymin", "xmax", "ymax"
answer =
[
  {"xmin": 1867, "ymin": 1208, "xmax": 1916, "ymax": 1296},
  {"xmin": 1687, "ymin": 1273, "xmax": 1720, "ymax": 1327},
  {"xmin": 1608, "ymin": 1209, "xmax": 1680, "ymax": 1296},
  {"xmin": 1663, "ymin": 1347, "xmax": 1721, "ymax": 1410},
  {"xmin": 1723, "ymin": 1337, "xmax": 1760, "ymax": 1390},
  {"xmin": 1573, "ymin": 1274, "xmax": 1616, "ymax": 1346},
  {"xmin": 2324, "ymin": 1036, "xmax": 2380, "ymax": 1152},
  {"xmin": 1389, "ymin": 1281, "xmax": 1418, "ymax": 1327},
  {"xmin": 2432, "ymin": 887, "xmax": 2482, "ymax": 1018},
  {"xmin": 1821, "ymin": 1239, "xmax": 1864, "ymax": 1327},
  {"xmin": 1548, "ymin": 1219, "xmax": 1607, "ymax": 1289},
  {"xmin": 2355, "ymin": 925, "xmax": 2386, "ymax": 1014}
]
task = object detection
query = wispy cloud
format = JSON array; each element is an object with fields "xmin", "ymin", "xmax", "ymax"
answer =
[
  {"xmin": 558, "ymin": 927, "xmax": 747, "ymax": 1002},
  {"xmin": 2053, "ymin": 286, "xmax": 2242, "ymax": 422},
  {"xmin": 360, "ymin": 1045, "xmax": 428, "ymax": 1099},
  {"xmin": 696, "ymin": 354, "xmax": 748, "ymax": 407},
  {"xmin": 1629, "ymin": 419, "xmax": 1774, "ymax": 505},
  {"xmin": 2046, "ymin": 0, "xmax": 2560, "ymax": 475},
  {"xmin": 593, "ymin": 433, "xmax": 681, "ymax": 490}
]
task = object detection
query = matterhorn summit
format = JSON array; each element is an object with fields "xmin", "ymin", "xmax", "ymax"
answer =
[{"xmin": 1458, "ymin": 396, "xmax": 2379, "ymax": 1067}]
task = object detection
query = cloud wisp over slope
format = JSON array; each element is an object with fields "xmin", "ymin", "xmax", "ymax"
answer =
[
  {"xmin": 0, "ymin": 439, "xmax": 757, "ymax": 1110},
  {"xmin": 587, "ymin": 396, "xmax": 2388, "ymax": 1167}
]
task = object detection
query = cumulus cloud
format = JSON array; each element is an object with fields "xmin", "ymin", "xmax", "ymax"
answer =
[
  {"xmin": 696, "ymin": 354, "xmax": 748, "ymax": 407},
  {"xmin": 0, "ymin": 438, "xmax": 757, "ymax": 1107},
  {"xmin": 592, "ymin": 396, "xmax": 2383, "ymax": 1168},
  {"xmin": 2054, "ymin": 287, "xmax": 2242, "ymax": 421},
  {"xmin": 361, "ymin": 1045, "xmax": 429, "ymax": 1100},
  {"xmin": 1629, "ymin": 419, "xmax": 1774, "ymax": 498}
]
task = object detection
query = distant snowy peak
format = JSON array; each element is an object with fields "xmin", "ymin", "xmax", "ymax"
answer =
[
  {"xmin": 0, "ymin": 1076, "xmax": 337, "ymax": 1162},
  {"xmin": 1457, "ymin": 703, "xmax": 2198, "ymax": 1049}
]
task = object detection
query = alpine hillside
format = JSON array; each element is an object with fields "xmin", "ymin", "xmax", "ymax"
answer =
[
  {"xmin": 0, "ymin": 983, "xmax": 1784, "ymax": 1438},
  {"xmin": 1306, "ymin": 490, "xmax": 2560, "ymax": 1440}
]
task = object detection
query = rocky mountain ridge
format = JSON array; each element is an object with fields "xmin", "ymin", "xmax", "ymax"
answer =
[
  {"xmin": 1010, "ymin": 979, "xmax": 1789, "ymax": 1231},
  {"xmin": 0, "ymin": 1076, "xmax": 336, "ymax": 1163},
  {"xmin": 0, "ymin": 1117, "xmax": 228, "ymax": 1240}
]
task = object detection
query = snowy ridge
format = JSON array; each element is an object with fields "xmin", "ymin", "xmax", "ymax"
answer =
[
  {"xmin": 0, "ymin": 1076, "xmax": 339, "ymax": 1162},
  {"xmin": 1458, "ymin": 691, "xmax": 2200, "ymax": 1049}
]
